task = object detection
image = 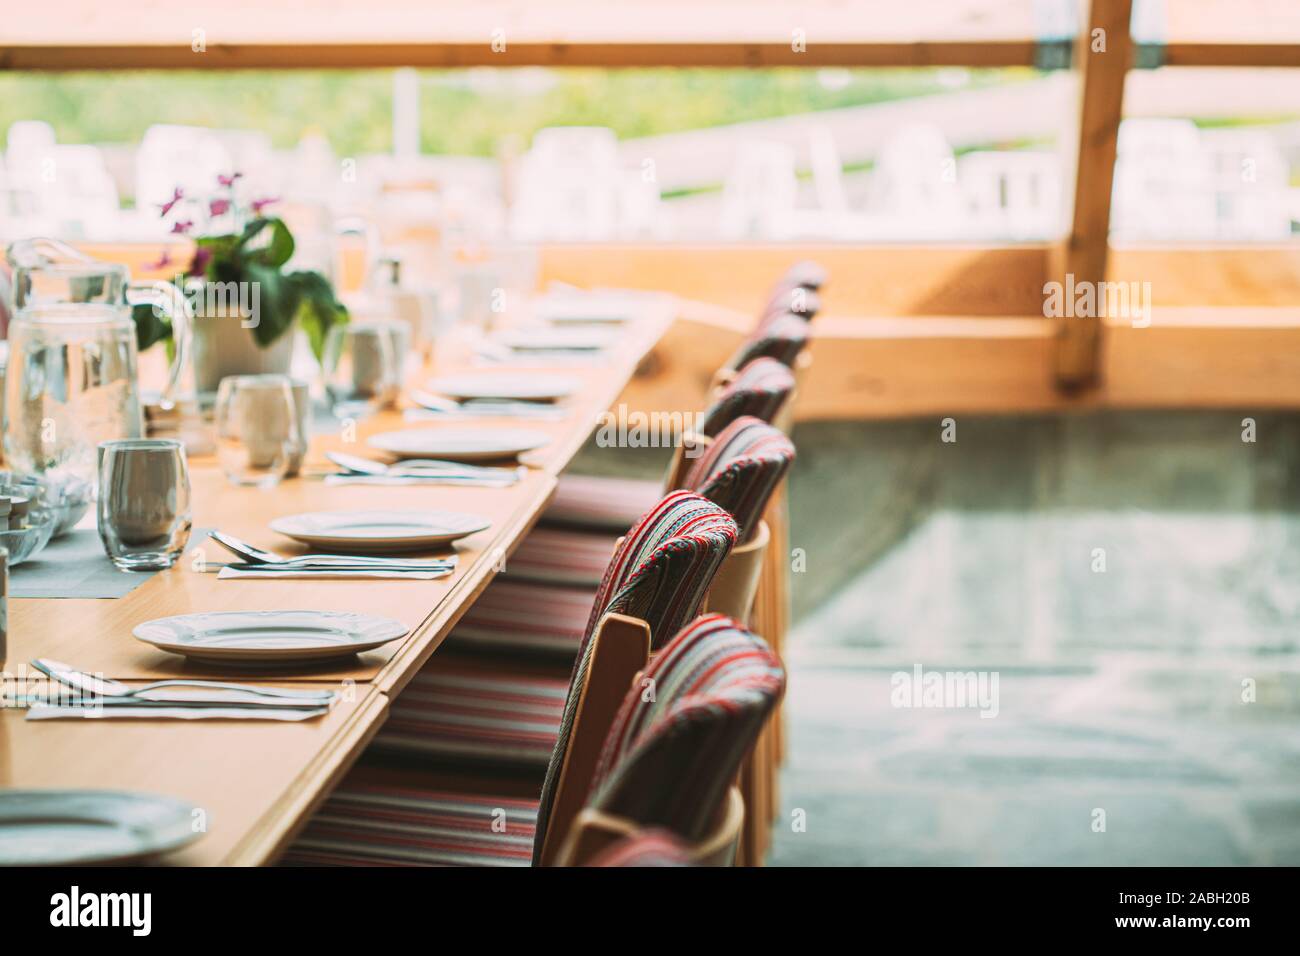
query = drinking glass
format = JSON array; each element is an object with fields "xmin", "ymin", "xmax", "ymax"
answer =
[
  {"xmin": 97, "ymin": 439, "xmax": 192, "ymax": 571},
  {"xmin": 322, "ymin": 321, "xmax": 405, "ymax": 417},
  {"xmin": 456, "ymin": 263, "xmax": 503, "ymax": 333},
  {"xmin": 214, "ymin": 375, "xmax": 301, "ymax": 488}
]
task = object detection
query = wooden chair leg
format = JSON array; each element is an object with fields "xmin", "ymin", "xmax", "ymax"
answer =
[
  {"xmin": 737, "ymin": 754, "xmax": 762, "ymax": 866},
  {"xmin": 764, "ymin": 486, "xmax": 791, "ymax": 766}
]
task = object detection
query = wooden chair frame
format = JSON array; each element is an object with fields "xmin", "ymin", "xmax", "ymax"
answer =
[
  {"xmin": 537, "ymin": 611, "xmax": 652, "ymax": 867},
  {"xmin": 537, "ymin": 609, "xmax": 753, "ymax": 868},
  {"xmin": 557, "ymin": 786, "xmax": 745, "ymax": 867},
  {"xmin": 704, "ymin": 518, "xmax": 770, "ymax": 623}
]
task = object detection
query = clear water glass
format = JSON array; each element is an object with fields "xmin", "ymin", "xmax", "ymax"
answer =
[
  {"xmin": 97, "ymin": 439, "xmax": 192, "ymax": 571},
  {"xmin": 322, "ymin": 321, "xmax": 405, "ymax": 418},
  {"xmin": 214, "ymin": 375, "xmax": 300, "ymax": 488}
]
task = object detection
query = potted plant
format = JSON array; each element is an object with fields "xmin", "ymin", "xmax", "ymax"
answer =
[{"xmin": 135, "ymin": 175, "xmax": 348, "ymax": 394}]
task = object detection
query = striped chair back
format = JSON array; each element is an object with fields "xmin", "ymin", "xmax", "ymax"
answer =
[
  {"xmin": 585, "ymin": 614, "xmax": 785, "ymax": 843},
  {"xmin": 700, "ymin": 357, "xmax": 796, "ymax": 437},
  {"xmin": 534, "ymin": 493, "xmax": 739, "ymax": 861},
  {"xmin": 684, "ymin": 416, "xmax": 794, "ymax": 543},
  {"xmin": 727, "ymin": 312, "xmax": 809, "ymax": 371},
  {"xmin": 760, "ymin": 287, "xmax": 820, "ymax": 326}
]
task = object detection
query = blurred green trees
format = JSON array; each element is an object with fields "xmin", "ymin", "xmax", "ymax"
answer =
[{"xmin": 0, "ymin": 68, "xmax": 1024, "ymax": 157}]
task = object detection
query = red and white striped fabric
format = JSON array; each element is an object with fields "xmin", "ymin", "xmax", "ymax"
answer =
[
  {"xmin": 683, "ymin": 416, "xmax": 794, "ymax": 543},
  {"xmin": 493, "ymin": 530, "xmax": 624, "ymax": 597},
  {"xmin": 530, "ymin": 494, "xmax": 738, "ymax": 857},
  {"xmin": 536, "ymin": 266, "xmax": 812, "ymax": 535},
  {"xmin": 282, "ymin": 780, "xmax": 538, "ymax": 867},
  {"xmin": 372, "ymin": 665, "xmax": 570, "ymax": 766},
  {"xmin": 442, "ymin": 579, "xmax": 594, "ymax": 657},
  {"xmin": 501, "ymin": 417, "xmax": 793, "ymax": 593},
  {"xmin": 534, "ymin": 473, "xmax": 663, "ymax": 534},
  {"xmin": 515, "ymin": 358, "xmax": 793, "ymax": 589},
  {"xmin": 489, "ymin": 527, "xmax": 620, "ymax": 589},
  {"xmin": 367, "ymin": 493, "xmax": 737, "ymax": 767},
  {"xmin": 758, "ymin": 287, "xmax": 820, "ymax": 327},
  {"xmin": 584, "ymin": 613, "xmax": 785, "ymax": 843},
  {"xmin": 699, "ymin": 357, "xmax": 795, "ymax": 437},
  {"xmin": 285, "ymin": 496, "xmax": 739, "ymax": 868},
  {"xmin": 726, "ymin": 312, "xmax": 809, "ymax": 371}
]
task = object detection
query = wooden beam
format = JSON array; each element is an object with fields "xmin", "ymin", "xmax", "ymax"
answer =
[
  {"xmin": 6, "ymin": 39, "xmax": 1297, "ymax": 71},
  {"xmin": 624, "ymin": 309, "xmax": 1067, "ymax": 422},
  {"xmin": 540, "ymin": 243, "xmax": 1052, "ymax": 318},
  {"xmin": 1103, "ymin": 308, "xmax": 1300, "ymax": 409},
  {"xmin": 1, "ymin": 0, "xmax": 1295, "ymax": 70},
  {"xmin": 622, "ymin": 304, "xmax": 1300, "ymax": 423},
  {"xmin": 541, "ymin": 242, "xmax": 1300, "ymax": 318},
  {"xmin": 1107, "ymin": 245, "xmax": 1300, "ymax": 308},
  {"xmin": 1054, "ymin": 0, "xmax": 1134, "ymax": 390},
  {"xmin": 1161, "ymin": 42, "xmax": 1300, "ymax": 68},
  {"xmin": 0, "ymin": 41, "xmax": 1041, "ymax": 71}
]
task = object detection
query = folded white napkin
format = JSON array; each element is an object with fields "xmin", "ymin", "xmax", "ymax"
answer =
[
  {"xmin": 217, "ymin": 566, "xmax": 452, "ymax": 580},
  {"xmin": 323, "ymin": 475, "xmax": 518, "ymax": 488},
  {"xmin": 26, "ymin": 704, "xmax": 329, "ymax": 721},
  {"xmin": 402, "ymin": 407, "xmax": 565, "ymax": 422}
]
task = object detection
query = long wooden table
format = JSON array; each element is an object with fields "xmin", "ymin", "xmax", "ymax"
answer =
[{"xmin": 0, "ymin": 295, "xmax": 674, "ymax": 865}]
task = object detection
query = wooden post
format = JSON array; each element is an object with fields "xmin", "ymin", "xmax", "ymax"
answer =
[{"xmin": 1054, "ymin": 0, "xmax": 1133, "ymax": 389}]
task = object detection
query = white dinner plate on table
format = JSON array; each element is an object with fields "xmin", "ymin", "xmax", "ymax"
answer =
[
  {"xmin": 368, "ymin": 427, "xmax": 551, "ymax": 462},
  {"xmin": 493, "ymin": 328, "xmax": 616, "ymax": 352},
  {"xmin": 425, "ymin": 373, "xmax": 579, "ymax": 403},
  {"xmin": 271, "ymin": 509, "xmax": 491, "ymax": 552},
  {"xmin": 534, "ymin": 294, "xmax": 632, "ymax": 325},
  {"xmin": 134, "ymin": 610, "xmax": 409, "ymax": 666},
  {"xmin": 0, "ymin": 790, "xmax": 201, "ymax": 865}
]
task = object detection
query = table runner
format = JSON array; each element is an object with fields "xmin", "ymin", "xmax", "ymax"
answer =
[{"xmin": 12, "ymin": 529, "xmax": 212, "ymax": 599}]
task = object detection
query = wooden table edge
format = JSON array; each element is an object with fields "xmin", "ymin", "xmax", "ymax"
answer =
[{"xmin": 221, "ymin": 686, "xmax": 391, "ymax": 866}]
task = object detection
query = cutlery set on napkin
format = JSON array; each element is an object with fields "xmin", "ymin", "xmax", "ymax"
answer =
[
  {"xmin": 22, "ymin": 659, "xmax": 337, "ymax": 722},
  {"xmin": 404, "ymin": 389, "xmax": 567, "ymax": 421},
  {"xmin": 207, "ymin": 530, "xmax": 457, "ymax": 580},
  {"xmin": 322, "ymin": 451, "xmax": 525, "ymax": 488}
]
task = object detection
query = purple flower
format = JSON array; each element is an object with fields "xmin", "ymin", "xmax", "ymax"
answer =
[
  {"xmin": 158, "ymin": 187, "xmax": 184, "ymax": 217},
  {"xmin": 145, "ymin": 250, "xmax": 173, "ymax": 271},
  {"xmin": 250, "ymin": 196, "xmax": 279, "ymax": 215},
  {"xmin": 217, "ymin": 172, "xmax": 243, "ymax": 188},
  {"xmin": 208, "ymin": 198, "xmax": 232, "ymax": 217},
  {"xmin": 170, "ymin": 219, "xmax": 194, "ymax": 235},
  {"xmin": 187, "ymin": 247, "xmax": 213, "ymax": 278}
]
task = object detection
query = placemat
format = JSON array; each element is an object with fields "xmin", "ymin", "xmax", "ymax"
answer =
[{"xmin": 12, "ymin": 528, "xmax": 212, "ymax": 600}]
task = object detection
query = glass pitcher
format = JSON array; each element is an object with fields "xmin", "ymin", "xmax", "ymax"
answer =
[{"xmin": 3, "ymin": 239, "xmax": 192, "ymax": 522}]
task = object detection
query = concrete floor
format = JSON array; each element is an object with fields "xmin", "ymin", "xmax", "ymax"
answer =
[{"xmin": 770, "ymin": 412, "xmax": 1300, "ymax": 865}]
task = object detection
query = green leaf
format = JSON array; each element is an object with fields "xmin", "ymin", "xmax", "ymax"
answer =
[
  {"xmin": 129, "ymin": 218, "xmax": 342, "ymax": 361},
  {"xmin": 131, "ymin": 301, "xmax": 172, "ymax": 352},
  {"xmin": 240, "ymin": 217, "xmax": 295, "ymax": 269},
  {"xmin": 242, "ymin": 263, "xmax": 300, "ymax": 349},
  {"xmin": 286, "ymin": 270, "xmax": 350, "ymax": 362}
]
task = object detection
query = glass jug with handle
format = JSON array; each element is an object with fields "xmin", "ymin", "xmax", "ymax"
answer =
[{"xmin": 3, "ymin": 239, "xmax": 192, "ymax": 527}]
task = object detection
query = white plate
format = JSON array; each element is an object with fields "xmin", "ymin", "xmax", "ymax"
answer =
[
  {"xmin": 270, "ymin": 509, "xmax": 490, "ymax": 552},
  {"xmin": 426, "ymin": 373, "xmax": 579, "ymax": 403},
  {"xmin": 134, "ymin": 610, "xmax": 409, "ymax": 665},
  {"xmin": 493, "ymin": 328, "xmax": 617, "ymax": 352},
  {"xmin": 533, "ymin": 294, "xmax": 632, "ymax": 325},
  {"xmin": 0, "ymin": 790, "xmax": 201, "ymax": 865},
  {"xmin": 368, "ymin": 427, "xmax": 551, "ymax": 462}
]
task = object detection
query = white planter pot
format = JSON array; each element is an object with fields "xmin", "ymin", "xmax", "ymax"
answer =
[{"xmin": 191, "ymin": 310, "xmax": 295, "ymax": 395}]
